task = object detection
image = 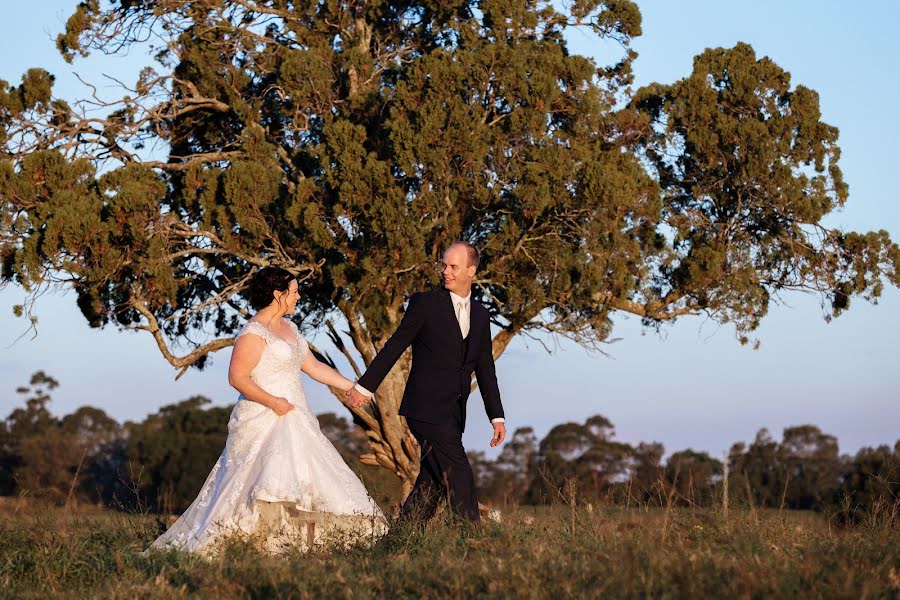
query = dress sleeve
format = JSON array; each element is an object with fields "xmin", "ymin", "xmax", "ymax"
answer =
[{"xmin": 238, "ymin": 321, "xmax": 270, "ymax": 342}]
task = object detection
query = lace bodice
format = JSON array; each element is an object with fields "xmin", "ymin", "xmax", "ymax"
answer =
[{"xmin": 236, "ymin": 319, "xmax": 309, "ymax": 401}]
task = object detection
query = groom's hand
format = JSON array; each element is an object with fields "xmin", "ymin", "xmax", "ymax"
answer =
[{"xmin": 490, "ymin": 422, "xmax": 506, "ymax": 447}]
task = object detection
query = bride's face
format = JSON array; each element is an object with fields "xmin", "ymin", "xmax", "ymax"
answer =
[{"xmin": 273, "ymin": 280, "xmax": 300, "ymax": 314}]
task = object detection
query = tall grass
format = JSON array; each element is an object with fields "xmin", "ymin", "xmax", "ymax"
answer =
[{"xmin": 1, "ymin": 499, "xmax": 897, "ymax": 599}]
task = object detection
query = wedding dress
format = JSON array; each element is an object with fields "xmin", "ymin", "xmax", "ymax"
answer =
[{"xmin": 149, "ymin": 319, "xmax": 387, "ymax": 555}]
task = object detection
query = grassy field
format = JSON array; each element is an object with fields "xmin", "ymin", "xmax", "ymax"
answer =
[{"xmin": 0, "ymin": 501, "xmax": 897, "ymax": 599}]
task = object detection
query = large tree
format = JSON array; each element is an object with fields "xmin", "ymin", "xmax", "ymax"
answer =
[{"xmin": 1, "ymin": 1, "xmax": 897, "ymax": 495}]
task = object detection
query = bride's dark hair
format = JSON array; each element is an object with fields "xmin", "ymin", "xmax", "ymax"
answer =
[{"xmin": 247, "ymin": 267, "xmax": 295, "ymax": 310}]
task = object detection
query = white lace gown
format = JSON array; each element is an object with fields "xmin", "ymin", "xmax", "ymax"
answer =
[{"xmin": 149, "ymin": 319, "xmax": 387, "ymax": 555}]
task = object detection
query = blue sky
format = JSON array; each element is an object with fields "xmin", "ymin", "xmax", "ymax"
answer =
[{"xmin": 1, "ymin": 1, "xmax": 898, "ymax": 461}]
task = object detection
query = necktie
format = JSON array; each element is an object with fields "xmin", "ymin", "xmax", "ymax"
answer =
[{"xmin": 455, "ymin": 301, "xmax": 470, "ymax": 338}]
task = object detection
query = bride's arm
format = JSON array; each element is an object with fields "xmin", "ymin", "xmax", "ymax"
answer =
[
  {"xmin": 229, "ymin": 334, "xmax": 294, "ymax": 415},
  {"xmin": 301, "ymin": 351, "xmax": 355, "ymax": 391}
]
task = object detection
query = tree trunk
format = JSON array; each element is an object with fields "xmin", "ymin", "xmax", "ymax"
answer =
[{"xmin": 357, "ymin": 362, "xmax": 420, "ymax": 499}]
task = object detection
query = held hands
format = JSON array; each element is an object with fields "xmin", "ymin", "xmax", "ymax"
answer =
[
  {"xmin": 490, "ymin": 422, "xmax": 506, "ymax": 447},
  {"xmin": 272, "ymin": 397, "xmax": 294, "ymax": 416},
  {"xmin": 345, "ymin": 386, "xmax": 371, "ymax": 408}
]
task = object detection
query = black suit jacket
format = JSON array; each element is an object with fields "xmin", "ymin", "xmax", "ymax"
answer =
[{"xmin": 358, "ymin": 288, "xmax": 504, "ymax": 432}]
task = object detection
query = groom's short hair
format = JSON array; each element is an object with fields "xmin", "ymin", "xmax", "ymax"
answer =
[{"xmin": 450, "ymin": 241, "xmax": 480, "ymax": 269}]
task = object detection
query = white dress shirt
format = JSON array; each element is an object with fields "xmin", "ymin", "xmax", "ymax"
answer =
[
  {"xmin": 355, "ymin": 289, "xmax": 504, "ymax": 425},
  {"xmin": 449, "ymin": 290, "xmax": 470, "ymax": 339}
]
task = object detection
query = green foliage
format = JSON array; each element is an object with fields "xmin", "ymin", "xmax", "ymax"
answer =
[
  {"xmin": 526, "ymin": 415, "xmax": 633, "ymax": 503},
  {"xmin": 471, "ymin": 425, "xmax": 538, "ymax": 504},
  {"xmin": 630, "ymin": 43, "xmax": 898, "ymax": 341},
  {"xmin": 727, "ymin": 424, "xmax": 899, "ymax": 522},
  {"xmin": 3, "ymin": 372, "xmax": 896, "ymax": 524},
  {"xmin": 0, "ymin": 371, "xmax": 900, "ymax": 523},
  {"xmin": 2, "ymin": 0, "xmax": 898, "ymax": 488},
  {"xmin": 2, "ymin": 0, "xmax": 892, "ymax": 367},
  {"xmin": 56, "ymin": 0, "xmax": 100, "ymax": 62},
  {"xmin": 833, "ymin": 442, "xmax": 900, "ymax": 525},
  {"xmin": 0, "ymin": 372, "xmax": 402, "ymax": 512},
  {"xmin": 0, "ymin": 372, "xmax": 123, "ymax": 503},
  {"xmin": 664, "ymin": 449, "xmax": 723, "ymax": 506}
]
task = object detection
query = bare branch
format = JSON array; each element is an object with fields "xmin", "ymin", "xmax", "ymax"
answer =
[
  {"xmin": 129, "ymin": 297, "xmax": 235, "ymax": 374},
  {"xmin": 326, "ymin": 320, "xmax": 363, "ymax": 379}
]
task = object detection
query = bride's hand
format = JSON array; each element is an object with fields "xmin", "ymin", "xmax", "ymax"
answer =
[{"xmin": 272, "ymin": 397, "xmax": 294, "ymax": 416}]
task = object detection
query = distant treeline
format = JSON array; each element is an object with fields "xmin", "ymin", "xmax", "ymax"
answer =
[
  {"xmin": 469, "ymin": 418, "xmax": 899, "ymax": 525},
  {"xmin": 0, "ymin": 372, "xmax": 398, "ymax": 514},
  {"xmin": 2, "ymin": 372, "xmax": 897, "ymax": 524}
]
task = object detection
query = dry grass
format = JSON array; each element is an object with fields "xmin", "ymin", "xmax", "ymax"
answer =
[{"xmin": 0, "ymin": 501, "xmax": 897, "ymax": 599}]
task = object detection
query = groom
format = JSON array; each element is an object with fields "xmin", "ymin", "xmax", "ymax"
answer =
[{"xmin": 346, "ymin": 241, "xmax": 506, "ymax": 523}]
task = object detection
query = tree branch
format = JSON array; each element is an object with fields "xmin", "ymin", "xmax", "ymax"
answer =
[{"xmin": 129, "ymin": 297, "xmax": 234, "ymax": 378}]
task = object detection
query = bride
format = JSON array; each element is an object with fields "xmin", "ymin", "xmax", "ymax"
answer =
[{"xmin": 148, "ymin": 267, "xmax": 387, "ymax": 555}]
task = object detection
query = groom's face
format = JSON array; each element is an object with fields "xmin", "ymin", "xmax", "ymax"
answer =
[{"xmin": 442, "ymin": 245, "xmax": 476, "ymax": 295}]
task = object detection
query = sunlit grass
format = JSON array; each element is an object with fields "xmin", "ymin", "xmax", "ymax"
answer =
[{"xmin": 0, "ymin": 501, "xmax": 897, "ymax": 599}]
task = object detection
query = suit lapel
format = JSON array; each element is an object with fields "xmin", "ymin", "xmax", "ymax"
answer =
[
  {"xmin": 440, "ymin": 288, "xmax": 467, "ymax": 366},
  {"xmin": 441, "ymin": 288, "xmax": 464, "ymax": 344},
  {"xmin": 464, "ymin": 301, "xmax": 484, "ymax": 364}
]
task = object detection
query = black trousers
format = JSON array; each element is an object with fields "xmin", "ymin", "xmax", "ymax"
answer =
[{"xmin": 399, "ymin": 417, "xmax": 480, "ymax": 523}]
